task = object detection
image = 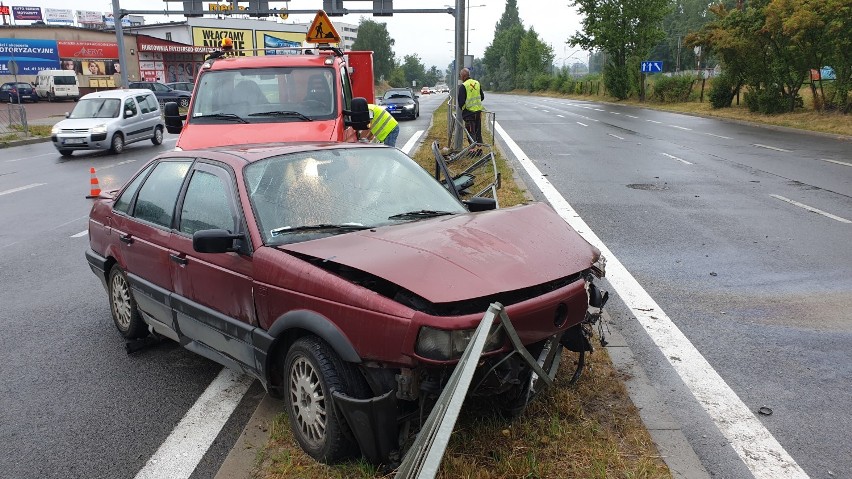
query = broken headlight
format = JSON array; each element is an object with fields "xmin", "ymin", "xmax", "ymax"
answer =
[
  {"xmin": 415, "ymin": 324, "xmax": 504, "ymax": 360},
  {"xmin": 591, "ymin": 253, "xmax": 607, "ymax": 278}
]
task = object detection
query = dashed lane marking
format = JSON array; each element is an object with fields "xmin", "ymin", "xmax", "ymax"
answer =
[
  {"xmin": 818, "ymin": 158, "xmax": 852, "ymax": 167},
  {"xmin": 576, "ymin": 122, "xmax": 588, "ymax": 127},
  {"xmin": 0, "ymin": 183, "xmax": 46, "ymax": 197},
  {"xmin": 4, "ymin": 152, "xmax": 56, "ymax": 163},
  {"xmin": 557, "ymin": 114, "xmax": 565, "ymax": 118},
  {"xmin": 669, "ymin": 125, "xmax": 692, "ymax": 131},
  {"xmin": 625, "ymin": 114, "xmax": 639, "ymax": 119},
  {"xmin": 608, "ymin": 133, "xmax": 625, "ymax": 140},
  {"xmin": 662, "ymin": 152, "xmax": 693, "ymax": 165},
  {"xmin": 754, "ymin": 144, "xmax": 791, "ymax": 152},
  {"xmin": 71, "ymin": 230, "xmax": 88, "ymax": 238},
  {"xmin": 646, "ymin": 119, "xmax": 662, "ymax": 124},
  {"xmin": 97, "ymin": 159, "xmax": 136, "ymax": 171},
  {"xmin": 495, "ymin": 120, "xmax": 810, "ymax": 479},
  {"xmin": 703, "ymin": 132, "xmax": 733, "ymax": 140},
  {"xmin": 770, "ymin": 194, "xmax": 851, "ymax": 223}
]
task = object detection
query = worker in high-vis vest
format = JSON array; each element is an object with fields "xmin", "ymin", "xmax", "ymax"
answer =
[
  {"xmin": 457, "ymin": 67, "xmax": 485, "ymax": 154},
  {"xmin": 365, "ymin": 104, "xmax": 400, "ymax": 147}
]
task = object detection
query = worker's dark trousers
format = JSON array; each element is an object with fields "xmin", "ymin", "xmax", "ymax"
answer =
[{"xmin": 464, "ymin": 111, "xmax": 483, "ymax": 145}]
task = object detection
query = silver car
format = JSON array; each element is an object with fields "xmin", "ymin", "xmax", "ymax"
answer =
[{"xmin": 51, "ymin": 89, "xmax": 165, "ymax": 157}]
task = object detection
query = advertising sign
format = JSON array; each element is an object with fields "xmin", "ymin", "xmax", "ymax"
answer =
[
  {"xmin": 58, "ymin": 41, "xmax": 119, "ymax": 59},
  {"xmin": 12, "ymin": 6, "xmax": 43, "ymax": 21},
  {"xmin": 76, "ymin": 10, "xmax": 103, "ymax": 24},
  {"xmin": 45, "ymin": 8, "xmax": 74, "ymax": 24},
  {"xmin": 255, "ymin": 31, "xmax": 302, "ymax": 55},
  {"xmin": 102, "ymin": 14, "xmax": 131, "ymax": 28},
  {"xmin": 0, "ymin": 38, "xmax": 60, "ymax": 74},
  {"xmin": 191, "ymin": 27, "xmax": 254, "ymax": 56},
  {"xmin": 138, "ymin": 37, "xmax": 215, "ymax": 54}
]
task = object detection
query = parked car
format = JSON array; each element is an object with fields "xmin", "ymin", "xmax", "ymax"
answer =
[
  {"xmin": 51, "ymin": 89, "xmax": 164, "ymax": 157},
  {"xmin": 0, "ymin": 82, "xmax": 39, "ymax": 103},
  {"xmin": 165, "ymin": 81, "xmax": 195, "ymax": 93},
  {"xmin": 378, "ymin": 88, "xmax": 419, "ymax": 120},
  {"xmin": 85, "ymin": 142, "xmax": 606, "ymax": 465},
  {"xmin": 34, "ymin": 69, "xmax": 79, "ymax": 101},
  {"xmin": 128, "ymin": 81, "xmax": 192, "ymax": 107}
]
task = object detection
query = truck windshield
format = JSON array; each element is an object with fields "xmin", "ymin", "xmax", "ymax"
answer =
[{"xmin": 190, "ymin": 67, "xmax": 336, "ymax": 123}]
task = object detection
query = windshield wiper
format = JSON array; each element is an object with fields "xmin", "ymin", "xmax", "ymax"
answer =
[
  {"xmin": 201, "ymin": 113, "xmax": 249, "ymax": 123},
  {"xmin": 270, "ymin": 223, "xmax": 371, "ymax": 237},
  {"xmin": 249, "ymin": 110, "xmax": 313, "ymax": 121},
  {"xmin": 388, "ymin": 210, "xmax": 454, "ymax": 220}
]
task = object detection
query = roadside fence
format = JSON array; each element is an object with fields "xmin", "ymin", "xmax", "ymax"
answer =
[{"xmin": 1, "ymin": 104, "xmax": 28, "ymax": 137}]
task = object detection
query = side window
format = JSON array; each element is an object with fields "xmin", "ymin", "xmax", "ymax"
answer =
[
  {"xmin": 340, "ymin": 66, "xmax": 352, "ymax": 110},
  {"xmin": 154, "ymin": 83, "xmax": 168, "ymax": 92},
  {"xmin": 146, "ymin": 95, "xmax": 160, "ymax": 112},
  {"xmin": 114, "ymin": 163, "xmax": 155, "ymax": 214},
  {"xmin": 136, "ymin": 95, "xmax": 151, "ymax": 114},
  {"xmin": 124, "ymin": 98, "xmax": 137, "ymax": 117},
  {"xmin": 133, "ymin": 161, "xmax": 192, "ymax": 228},
  {"xmin": 179, "ymin": 168, "xmax": 237, "ymax": 235}
]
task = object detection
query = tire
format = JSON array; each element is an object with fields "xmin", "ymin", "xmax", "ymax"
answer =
[
  {"xmin": 110, "ymin": 133, "xmax": 125, "ymax": 154},
  {"xmin": 108, "ymin": 265, "xmax": 148, "ymax": 339},
  {"xmin": 58, "ymin": 149, "xmax": 73, "ymax": 157},
  {"xmin": 151, "ymin": 126, "xmax": 163, "ymax": 145},
  {"xmin": 178, "ymin": 98, "xmax": 190, "ymax": 108},
  {"xmin": 283, "ymin": 336, "xmax": 370, "ymax": 463},
  {"xmin": 48, "ymin": 91, "xmax": 55, "ymax": 102},
  {"xmin": 416, "ymin": 106, "xmax": 420, "ymax": 118}
]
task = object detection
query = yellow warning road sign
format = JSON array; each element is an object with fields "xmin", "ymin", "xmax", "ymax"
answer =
[{"xmin": 306, "ymin": 10, "xmax": 341, "ymax": 44}]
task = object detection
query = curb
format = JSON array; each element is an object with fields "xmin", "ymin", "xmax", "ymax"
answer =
[
  {"xmin": 603, "ymin": 311, "xmax": 711, "ymax": 479},
  {"xmin": 0, "ymin": 136, "xmax": 51, "ymax": 149},
  {"xmin": 214, "ymin": 394, "xmax": 280, "ymax": 479}
]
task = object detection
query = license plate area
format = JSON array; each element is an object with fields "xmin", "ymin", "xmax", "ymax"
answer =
[{"xmin": 64, "ymin": 138, "xmax": 85, "ymax": 144}]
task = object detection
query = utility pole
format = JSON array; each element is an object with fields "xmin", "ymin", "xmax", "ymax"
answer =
[
  {"xmin": 111, "ymin": 0, "xmax": 129, "ymax": 88},
  {"xmin": 676, "ymin": 35, "xmax": 681, "ymax": 73},
  {"xmin": 452, "ymin": 0, "xmax": 465, "ymax": 150}
]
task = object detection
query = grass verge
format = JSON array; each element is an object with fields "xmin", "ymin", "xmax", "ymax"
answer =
[{"xmin": 253, "ymin": 99, "xmax": 671, "ymax": 478}]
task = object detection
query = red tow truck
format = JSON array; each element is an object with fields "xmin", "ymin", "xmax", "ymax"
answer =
[{"xmin": 164, "ymin": 18, "xmax": 373, "ymax": 150}]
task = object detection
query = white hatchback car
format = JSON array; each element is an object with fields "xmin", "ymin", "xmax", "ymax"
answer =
[{"xmin": 51, "ymin": 89, "xmax": 165, "ymax": 157}]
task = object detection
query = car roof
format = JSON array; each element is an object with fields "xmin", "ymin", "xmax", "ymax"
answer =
[
  {"xmin": 80, "ymin": 89, "xmax": 155, "ymax": 100},
  {"xmin": 204, "ymin": 54, "xmax": 338, "ymax": 71},
  {"xmin": 157, "ymin": 142, "xmax": 392, "ymax": 165}
]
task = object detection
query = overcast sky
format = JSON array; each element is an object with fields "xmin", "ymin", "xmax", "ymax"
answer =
[{"xmin": 30, "ymin": 0, "xmax": 589, "ymax": 70}]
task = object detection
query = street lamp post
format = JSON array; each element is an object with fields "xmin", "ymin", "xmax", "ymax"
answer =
[{"xmin": 466, "ymin": 4, "xmax": 485, "ymax": 55}]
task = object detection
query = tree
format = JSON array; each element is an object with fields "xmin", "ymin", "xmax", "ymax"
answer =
[
  {"xmin": 482, "ymin": 0, "xmax": 525, "ymax": 91},
  {"xmin": 568, "ymin": 0, "xmax": 671, "ymax": 99},
  {"xmin": 400, "ymin": 54, "xmax": 427, "ymax": 87},
  {"xmin": 515, "ymin": 28, "xmax": 554, "ymax": 90},
  {"xmin": 351, "ymin": 18, "xmax": 396, "ymax": 84}
]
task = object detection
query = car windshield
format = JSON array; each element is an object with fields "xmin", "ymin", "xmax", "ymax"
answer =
[
  {"xmin": 190, "ymin": 67, "xmax": 336, "ymax": 123},
  {"xmin": 69, "ymin": 98, "xmax": 121, "ymax": 119},
  {"xmin": 244, "ymin": 147, "xmax": 467, "ymax": 245},
  {"xmin": 384, "ymin": 90, "xmax": 411, "ymax": 100}
]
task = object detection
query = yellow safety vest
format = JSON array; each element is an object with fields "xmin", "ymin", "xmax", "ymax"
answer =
[
  {"xmin": 368, "ymin": 104, "xmax": 398, "ymax": 141},
  {"xmin": 463, "ymin": 79, "xmax": 483, "ymax": 112}
]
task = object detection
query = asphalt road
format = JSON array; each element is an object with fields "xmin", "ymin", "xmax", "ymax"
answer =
[
  {"xmin": 0, "ymin": 93, "xmax": 443, "ymax": 479},
  {"xmin": 488, "ymin": 93, "xmax": 851, "ymax": 479}
]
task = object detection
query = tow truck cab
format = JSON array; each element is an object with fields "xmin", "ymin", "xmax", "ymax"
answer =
[{"xmin": 165, "ymin": 48, "xmax": 373, "ymax": 150}]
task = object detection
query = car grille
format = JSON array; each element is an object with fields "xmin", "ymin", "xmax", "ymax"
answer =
[{"xmin": 61, "ymin": 128, "xmax": 89, "ymax": 134}]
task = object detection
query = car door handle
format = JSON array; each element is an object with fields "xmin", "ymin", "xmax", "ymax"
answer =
[
  {"xmin": 170, "ymin": 254, "xmax": 188, "ymax": 265},
  {"xmin": 119, "ymin": 234, "xmax": 133, "ymax": 244}
]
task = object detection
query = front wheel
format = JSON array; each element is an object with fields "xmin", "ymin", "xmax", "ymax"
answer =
[
  {"xmin": 110, "ymin": 133, "xmax": 125, "ymax": 154},
  {"xmin": 108, "ymin": 265, "xmax": 147, "ymax": 339},
  {"xmin": 151, "ymin": 126, "xmax": 163, "ymax": 145},
  {"xmin": 283, "ymin": 336, "xmax": 370, "ymax": 464},
  {"xmin": 58, "ymin": 149, "xmax": 73, "ymax": 157}
]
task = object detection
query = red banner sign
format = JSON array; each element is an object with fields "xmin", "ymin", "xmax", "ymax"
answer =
[
  {"xmin": 0, "ymin": 6, "xmax": 10, "ymax": 15},
  {"xmin": 57, "ymin": 41, "xmax": 119, "ymax": 59}
]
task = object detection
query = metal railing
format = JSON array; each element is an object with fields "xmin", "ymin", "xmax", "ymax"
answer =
[{"xmin": 0, "ymin": 104, "xmax": 28, "ymax": 137}]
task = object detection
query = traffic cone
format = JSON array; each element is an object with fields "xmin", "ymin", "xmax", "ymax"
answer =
[{"xmin": 87, "ymin": 167, "xmax": 101, "ymax": 198}]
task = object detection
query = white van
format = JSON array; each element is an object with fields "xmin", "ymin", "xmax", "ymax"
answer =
[{"xmin": 35, "ymin": 70, "xmax": 79, "ymax": 102}]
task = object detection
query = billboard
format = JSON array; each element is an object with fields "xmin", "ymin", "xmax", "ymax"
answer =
[
  {"xmin": 44, "ymin": 8, "xmax": 74, "ymax": 24},
  {"xmin": 255, "ymin": 31, "xmax": 303, "ymax": 55},
  {"xmin": 12, "ymin": 6, "xmax": 43, "ymax": 21},
  {"xmin": 58, "ymin": 41, "xmax": 119, "ymax": 59},
  {"xmin": 192, "ymin": 27, "xmax": 254, "ymax": 56},
  {"xmin": 0, "ymin": 38, "xmax": 60, "ymax": 74},
  {"xmin": 76, "ymin": 10, "xmax": 103, "ymax": 24}
]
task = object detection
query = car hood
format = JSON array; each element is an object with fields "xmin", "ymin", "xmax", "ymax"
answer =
[
  {"xmin": 177, "ymin": 121, "xmax": 338, "ymax": 149},
  {"xmin": 278, "ymin": 202, "xmax": 599, "ymax": 304},
  {"xmin": 55, "ymin": 117, "xmax": 118, "ymax": 129},
  {"xmin": 382, "ymin": 97, "xmax": 415, "ymax": 105}
]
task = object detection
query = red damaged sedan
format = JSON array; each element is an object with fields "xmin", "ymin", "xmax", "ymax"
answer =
[{"xmin": 85, "ymin": 142, "xmax": 606, "ymax": 464}]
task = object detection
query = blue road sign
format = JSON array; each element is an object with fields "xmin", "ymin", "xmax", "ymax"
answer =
[{"xmin": 641, "ymin": 61, "xmax": 663, "ymax": 73}]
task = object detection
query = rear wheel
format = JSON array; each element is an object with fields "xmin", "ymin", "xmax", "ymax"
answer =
[
  {"xmin": 283, "ymin": 336, "xmax": 369, "ymax": 463},
  {"xmin": 110, "ymin": 133, "xmax": 125, "ymax": 154},
  {"xmin": 151, "ymin": 126, "xmax": 163, "ymax": 145},
  {"xmin": 178, "ymin": 98, "xmax": 190, "ymax": 108},
  {"xmin": 47, "ymin": 91, "xmax": 55, "ymax": 102},
  {"xmin": 108, "ymin": 265, "xmax": 147, "ymax": 339},
  {"xmin": 58, "ymin": 149, "xmax": 73, "ymax": 157}
]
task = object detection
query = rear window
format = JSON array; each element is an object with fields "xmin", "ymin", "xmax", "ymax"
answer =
[{"xmin": 54, "ymin": 76, "xmax": 77, "ymax": 86}]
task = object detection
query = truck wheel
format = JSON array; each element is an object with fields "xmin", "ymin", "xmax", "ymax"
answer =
[
  {"xmin": 58, "ymin": 149, "xmax": 73, "ymax": 157},
  {"xmin": 151, "ymin": 126, "xmax": 163, "ymax": 145},
  {"xmin": 108, "ymin": 265, "xmax": 148, "ymax": 339},
  {"xmin": 283, "ymin": 336, "xmax": 369, "ymax": 463},
  {"xmin": 110, "ymin": 133, "xmax": 125, "ymax": 154}
]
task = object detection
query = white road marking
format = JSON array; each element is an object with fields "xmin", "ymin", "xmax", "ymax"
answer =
[
  {"xmin": 625, "ymin": 114, "xmax": 639, "ymax": 119},
  {"xmin": 818, "ymin": 158, "xmax": 852, "ymax": 167},
  {"xmin": 646, "ymin": 119, "xmax": 662, "ymax": 124},
  {"xmin": 576, "ymin": 122, "xmax": 588, "ymax": 127},
  {"xmin": 608, "ymin": 133, "xmax": 625, "ymax": 140},
  {"xmin": 770, "ymin": 194, "xmax": 851, "ymax": 223},
  {"xmin": 134, "ymin": 368, "xmax": 253, "ymax": 479},
  {"xmin": 593, "ymin": 108, "xmax": 604, "ymax": 111},
  {"xmin": 4, "ymin": 152, "xmax": 56, "ymax": 163},
  {"xmin": 0, "ymin": 183, "xmax": 46, "ymax": 197},
  {"xmin": 609, "ymin": 111, "xmax": 621, "ymax": 115},
  {"xmin": 662, "ymin": 152, "xmax": 693, "ymax": 165},
  {"xmin": 541, "ymin": 109, "xmax": 550, "ymax": 113},
  {"xmin": 754, "ymin": 144, "xmax": 790, "ymax": 152},
  {"xmin": 97, "ymin": 159, "xmax": 136, "ymax": 171},
  {"xmin": 670, "ymin": 125, "xmax": 692, "ymax": 131},
  {"xmin": 557, "ymin": 114, "xmax": 564, "ymax": 118},
  {"xmin": 71, "ymin": 230, "xmax": 88, "ymax": 238},
  {"xmin": 495, "ymin": 120, "xmax": 809, "ymax": 479},
  {"xmin": 703, "ymin": 132, "xmax": 733, "ymax": 140},
  {"xmin": 401, "ymin": 130, "xmax": 424, "ymax": 155}
]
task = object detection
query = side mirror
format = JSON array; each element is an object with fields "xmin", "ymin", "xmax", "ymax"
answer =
[
  {"xmin": 65, "ymin": 112, "xmax": 70, "ymax": 118},
  {"xmin": 344, "ymin": 97, "xmax": 370, "ymax": 130},
  {"xmin": 124, "ymin": 110, "xmax": 134, "ymax": 118},
  {"xmin": 193, "ymin": 229, "xmax": 245, "ymax": 254},
  {"xmin": 164, "ymin": 101, "xmax": 184, "ymax": 134},
  {"xmin": 463, "ymin": 197, "xmax": 497, "ymax": 212}
]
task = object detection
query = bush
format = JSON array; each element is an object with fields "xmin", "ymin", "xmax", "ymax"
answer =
[
  {"xmin": 651, "ymin": 74, "xmax": 696, "ymax": 103},
  {"xmin": 744, "ymin": 88, "xmax": 795, "ymax": 114},
  {"xmin": 532, "ymin": 74, "xmax": 552, "ymax": 92},
  {"xmin": 709, "ymin": 73, "xmax": 737, "ymax": 109},
  {"xmin": 604, "ymin": 64, "xmax": 629, "ymax": 100},
  {"xmin": 549, "ymin": 75, "xmax": 565, "ymax": 92}
]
